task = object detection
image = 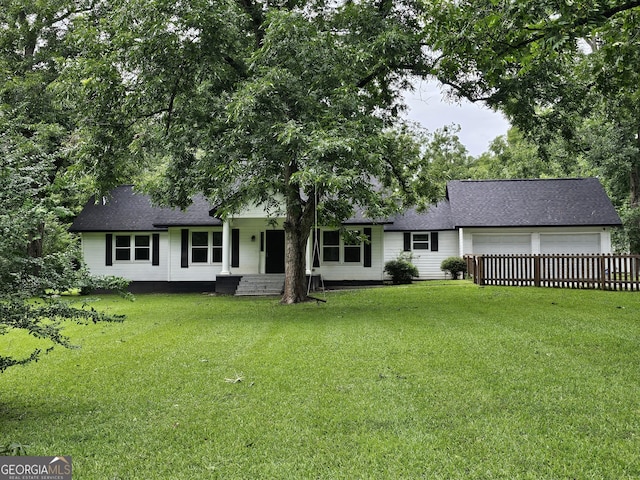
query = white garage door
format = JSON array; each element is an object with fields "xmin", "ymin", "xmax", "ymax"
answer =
[
  {"xmin": 540, "ymin": 234, "xmax": 601, "ymax": 254},
  {"xmin": 472, "ymin": 234, "xmax": 532, "ymax": 254}
]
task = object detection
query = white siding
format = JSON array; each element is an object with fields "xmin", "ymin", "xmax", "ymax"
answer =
[
  {"xmin": 315, "ymin": 226, "xmax": 386, "ymax": 281},
  {"xmin": 167, "ymin": 228, "xmax": 222, "ymax": 282},
  {"xmin": 233, "ymin": 201, "xmax": 284, "ymax": 218},
  {"xmin": 166, "ymin": 218, "xmax": 285, "ymax": 280},
  {"xmin": 383, "ymin": 231, "xmax": 459, "ymax": 280},
  {"xmin": 81, "ymin": 232, "xmax": 169, "ymax": 281},
  {"xmin": 231, "ymin": 218, "xmax": 283, "ymax": 275}
]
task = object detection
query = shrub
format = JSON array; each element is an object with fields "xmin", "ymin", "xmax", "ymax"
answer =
[
  {"xmin": 440, "ymin": 256, "xmax": 467, "ymax": 279},
  {"xmin": 384, "ymin": 253, "xmax": 419, "ymax": 284}
]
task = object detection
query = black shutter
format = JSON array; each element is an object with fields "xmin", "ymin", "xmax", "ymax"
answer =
[
  {"xmin": 364, "ymin": 228, "xmax": 372, "ymax": 267},
  {"xmin": 231, "ymin": 228, "xmax": 240, "ymax": 268},
  {"xmin": 403, "ymin": 232, "xmax": 412, "ymax": 252},
  {"xmin": 105, "ymin": 234, "xmax": 113, "ymax": 266},
  {"xmin": 431, "ymin": 232, "xmax": 439, "ymax": 252},
  {"xmin": 152, "ymin": 233, "xmax": 160, "ymax": 266},
  {"xmin": 181, "ymin": 229, "xmax": 189, "ymax": 268},
  {"xmin": 313, "ymin": 229, "xmax": 320, "ymax": 267}
]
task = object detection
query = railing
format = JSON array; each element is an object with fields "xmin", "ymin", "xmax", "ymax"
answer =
[{"xmin": 465, "ymin": 254, "xmax": 640, "ymax": 291}]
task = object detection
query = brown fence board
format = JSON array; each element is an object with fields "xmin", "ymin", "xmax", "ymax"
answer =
[{"xmin": 465, "ymin": 254, "xmax": 640, "ymax": 291}]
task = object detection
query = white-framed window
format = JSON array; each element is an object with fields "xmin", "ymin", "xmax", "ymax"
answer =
[
  {"xmin": 191, "ymin": 230, "xmax": 223, "ymax": 264},
  {"xmin": 191, "ymin": 232, "xmax": 209, "ymax": 263},
  {"xmin": 322, "ymin": 229, "xmax": 363, "ymax": 264},
  {"xmin": 115, "ymin": 234, "xmax": 151, "ymax": 262},
  {"xmin": 413, "ymin": 233, "xmax": 430, "ymax": 250},
  {"xmin": 343, "ymin": 230, "xmax": 362, "ymax": 263},
  {"xmin": 322, "ymin": 230, "xmax": 340, "ymax": 262}
]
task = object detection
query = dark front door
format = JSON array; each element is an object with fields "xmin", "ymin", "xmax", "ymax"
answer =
[{"xmin": 265, "ymin": 230, "xmax": 286, "ymax": 274}]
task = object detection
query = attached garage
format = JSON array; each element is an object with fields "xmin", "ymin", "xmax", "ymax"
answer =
[
  {"xmin": 540, "ymin": 233, "xmax": 601, "ymax": 254},
  {"xmin": 472, "ymin": 234, "xmax": 532, "ymax": 254}
]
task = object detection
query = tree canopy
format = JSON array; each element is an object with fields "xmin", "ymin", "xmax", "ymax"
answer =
[
  {"xmin": 61, "ymin": 0, "xmax": 436, "ymax": 303},
  {"xmin": 426, "ymin": 0, "xmax": 640, "ymax": 251},
  {"xmin": 0, "ymin": 0, "xmax": 129, "ymax": 372}
]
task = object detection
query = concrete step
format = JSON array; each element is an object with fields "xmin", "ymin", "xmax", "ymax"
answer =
[{"xmin": 234, "ymin": 275, "xmax": 285, "ymax": 296}]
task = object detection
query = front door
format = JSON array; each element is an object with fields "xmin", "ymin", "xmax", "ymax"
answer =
[{"xmin": 265, "ymin": 230, "xmax": 286, "ymax": 274}]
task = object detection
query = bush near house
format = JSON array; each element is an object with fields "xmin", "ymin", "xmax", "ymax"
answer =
[
  {"xmin": 441, "ymin": 256, "xmax": 467, "ymax": 279},
  {"xmin": 384, "ymin": 253, "xmax": 419, "ymax": 284}
]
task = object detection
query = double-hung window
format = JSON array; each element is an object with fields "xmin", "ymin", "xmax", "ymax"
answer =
[
  {"xmin": 343, "ymin": 230, "xmax": 362, "ymax": 263},
  {"xmin": 322, "ymin": 229, "xmax": 363, "ymax": 263},
  {"xmin": 322, "ymin": 231, "xmax": 340, "ymax": 262},
  {"xmin": 115, "ymin": 236, "xmax": 131, "ymax": 261},
  {"xmin": 191, "ymin": 231, "xmax": 223, "ymax": 264},
  {"xmin": 115, "ymin": 235, "xmax": 151, "ymax": 262},
  {"xmin": 191, "ymin": 232, "xmax": 209, "ymax": 263},
  {"xmin": 134, "ymin": 235, "xmax": 150, "ymax": 260},
  {"xmin": 404, "ymin": 232, "xmax": 438, "ymax": 253}
]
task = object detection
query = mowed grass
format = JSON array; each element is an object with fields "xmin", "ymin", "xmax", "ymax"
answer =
[{"xmin": 1, "ymin": 282, "xmax": 640, "ymax": 479}]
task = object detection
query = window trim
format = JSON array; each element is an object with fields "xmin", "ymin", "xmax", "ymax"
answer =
[
  {"xmin": 190, "ymin": 229, "xmax": 224, "ymax": 265},
  {"xmin": 412, "ymin": 233, "xmax": 430, "ymax": 250},
  {"xmin": 113, "ymin": 234, "xmax": 152, "ymax": 263},
  {"xmin": 321, "ymin": 229, "xmax": 364, "ymax": 265},
  {"xmin": 343, "ymin": 229, "xmax": 363, "ymax": 264}
]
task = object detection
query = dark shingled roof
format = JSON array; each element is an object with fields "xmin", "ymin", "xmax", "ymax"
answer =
[
  {"xmin": 69, "ymin": 179, "xmax": 622, "ymax": 232},
  {"xmin": 446, "ymin": 178, "xmax": 622, "ymax": 228},
  {"xmin": 69, "ymin": 185, "xmax": 221, "ymax": 232},
  {"xmin": 385, "ymin": 201, "xmax": 455, "ymax": 231}
]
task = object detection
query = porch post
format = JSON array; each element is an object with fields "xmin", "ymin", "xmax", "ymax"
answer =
[
  {"xmin": 221, "ymin": 220, "xmax": 231, "ymax": 275},
  {"xmin": 306, "ymin": 232, "xmax": 313, "ymax": 275}
]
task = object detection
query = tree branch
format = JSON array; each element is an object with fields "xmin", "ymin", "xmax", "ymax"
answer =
[
  {"xmin": 236, "ymin": 0, "xmax": 264, "ymax": 46},
  {"xmin": 496, "ymin": 0, "xmax": 640, "ymax": 55},
  {"xmin": 164, "ymin": 73, "xmax": 182, "ymax": 135}
]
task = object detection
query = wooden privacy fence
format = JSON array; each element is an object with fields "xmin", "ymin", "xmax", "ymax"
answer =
[{"xmin": 465, "ymin": 254, "xmax": 640, "ymax": 291}]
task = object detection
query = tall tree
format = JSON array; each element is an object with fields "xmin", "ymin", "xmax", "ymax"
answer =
[
  {"xmin": 409, "ymin": 125, "xmax": 474, "ymax": 202},
  {"xmin": 0, "ymin": 1, "xmax": 128, "ymax": 372},
  {"xmin": 0, "ymin": 135, "xmax": 129, "ymax": 373},
  {"xmin": 61, "ymin": 0, "xmax": 434, "ymax": 303},
  {"xmin": 425, "ymin": 0, "xmax": 640, "ymax": 252},
  {"xmin": 471, "ymin": 127, "xmax": 591, "ymax": 180}
]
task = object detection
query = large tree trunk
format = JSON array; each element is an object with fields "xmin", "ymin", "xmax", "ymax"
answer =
[
  {"xmin": 281, "ymin": 161, "xmax": 316, "ymax": 304},
  {"xmin": 281, "ymin": 202, "xmax": 315, "ymax": 304},
  {"xmin": 281, "ymin": 221, "xmax": 312, "ymax": 304}
]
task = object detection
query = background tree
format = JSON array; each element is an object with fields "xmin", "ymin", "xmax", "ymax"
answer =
[
  {"xmin": 61, "ymin": 0, "xmax": 436, "ymax": 303},
  {"xmin": 0, "ymin": 148, "xmax": 128, "ymax": 373},
  {"xmin": 411, "ymin": 125, "xmax": 474, "ymax": 201},
  {"xmin": 0, "ymin": 1, "xmax": 128, "ymax": 372},
  {"xmin": 425, "ymin": 0, "xmax": 640, "ymax": 252}
]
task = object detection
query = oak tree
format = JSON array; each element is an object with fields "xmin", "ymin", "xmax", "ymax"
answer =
[{"xmin": 62, "ymin": 0, "xmax": 435, "ymax": 303}]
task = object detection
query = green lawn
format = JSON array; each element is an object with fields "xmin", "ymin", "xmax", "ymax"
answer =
[{"xmin": 2, "ymin": 282, "xmax": 640, "ymax": 479}]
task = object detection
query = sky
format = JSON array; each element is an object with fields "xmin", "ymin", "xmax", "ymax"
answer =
[{"xmin": 402, "ymin": 79, "xmax": 511, "ymax": 157}]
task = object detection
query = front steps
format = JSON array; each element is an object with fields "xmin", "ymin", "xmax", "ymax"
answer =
[{"xmin": 234, "ymin": 274, "xmax": 285, "ymax": 296}]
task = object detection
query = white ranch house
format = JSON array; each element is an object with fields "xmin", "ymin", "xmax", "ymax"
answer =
[{"xmin": 70, "ymin": 178, "xmax": 622, "ymax": 293}]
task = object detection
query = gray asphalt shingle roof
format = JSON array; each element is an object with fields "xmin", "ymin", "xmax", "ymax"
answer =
[
  {"xmin": 69, "ymin": 179, "xmax": 622, "ymax": 232},
  {"xmin": 446, "ymin": 178, "xmax": 622, "ymax": 228},
  {"xmin": 69, "ymin": 185, "xmax": 221, "ymax": 232},
  {"xmin": 385, "ymin": 201, "xmax": 455, "ymax": 231}
]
